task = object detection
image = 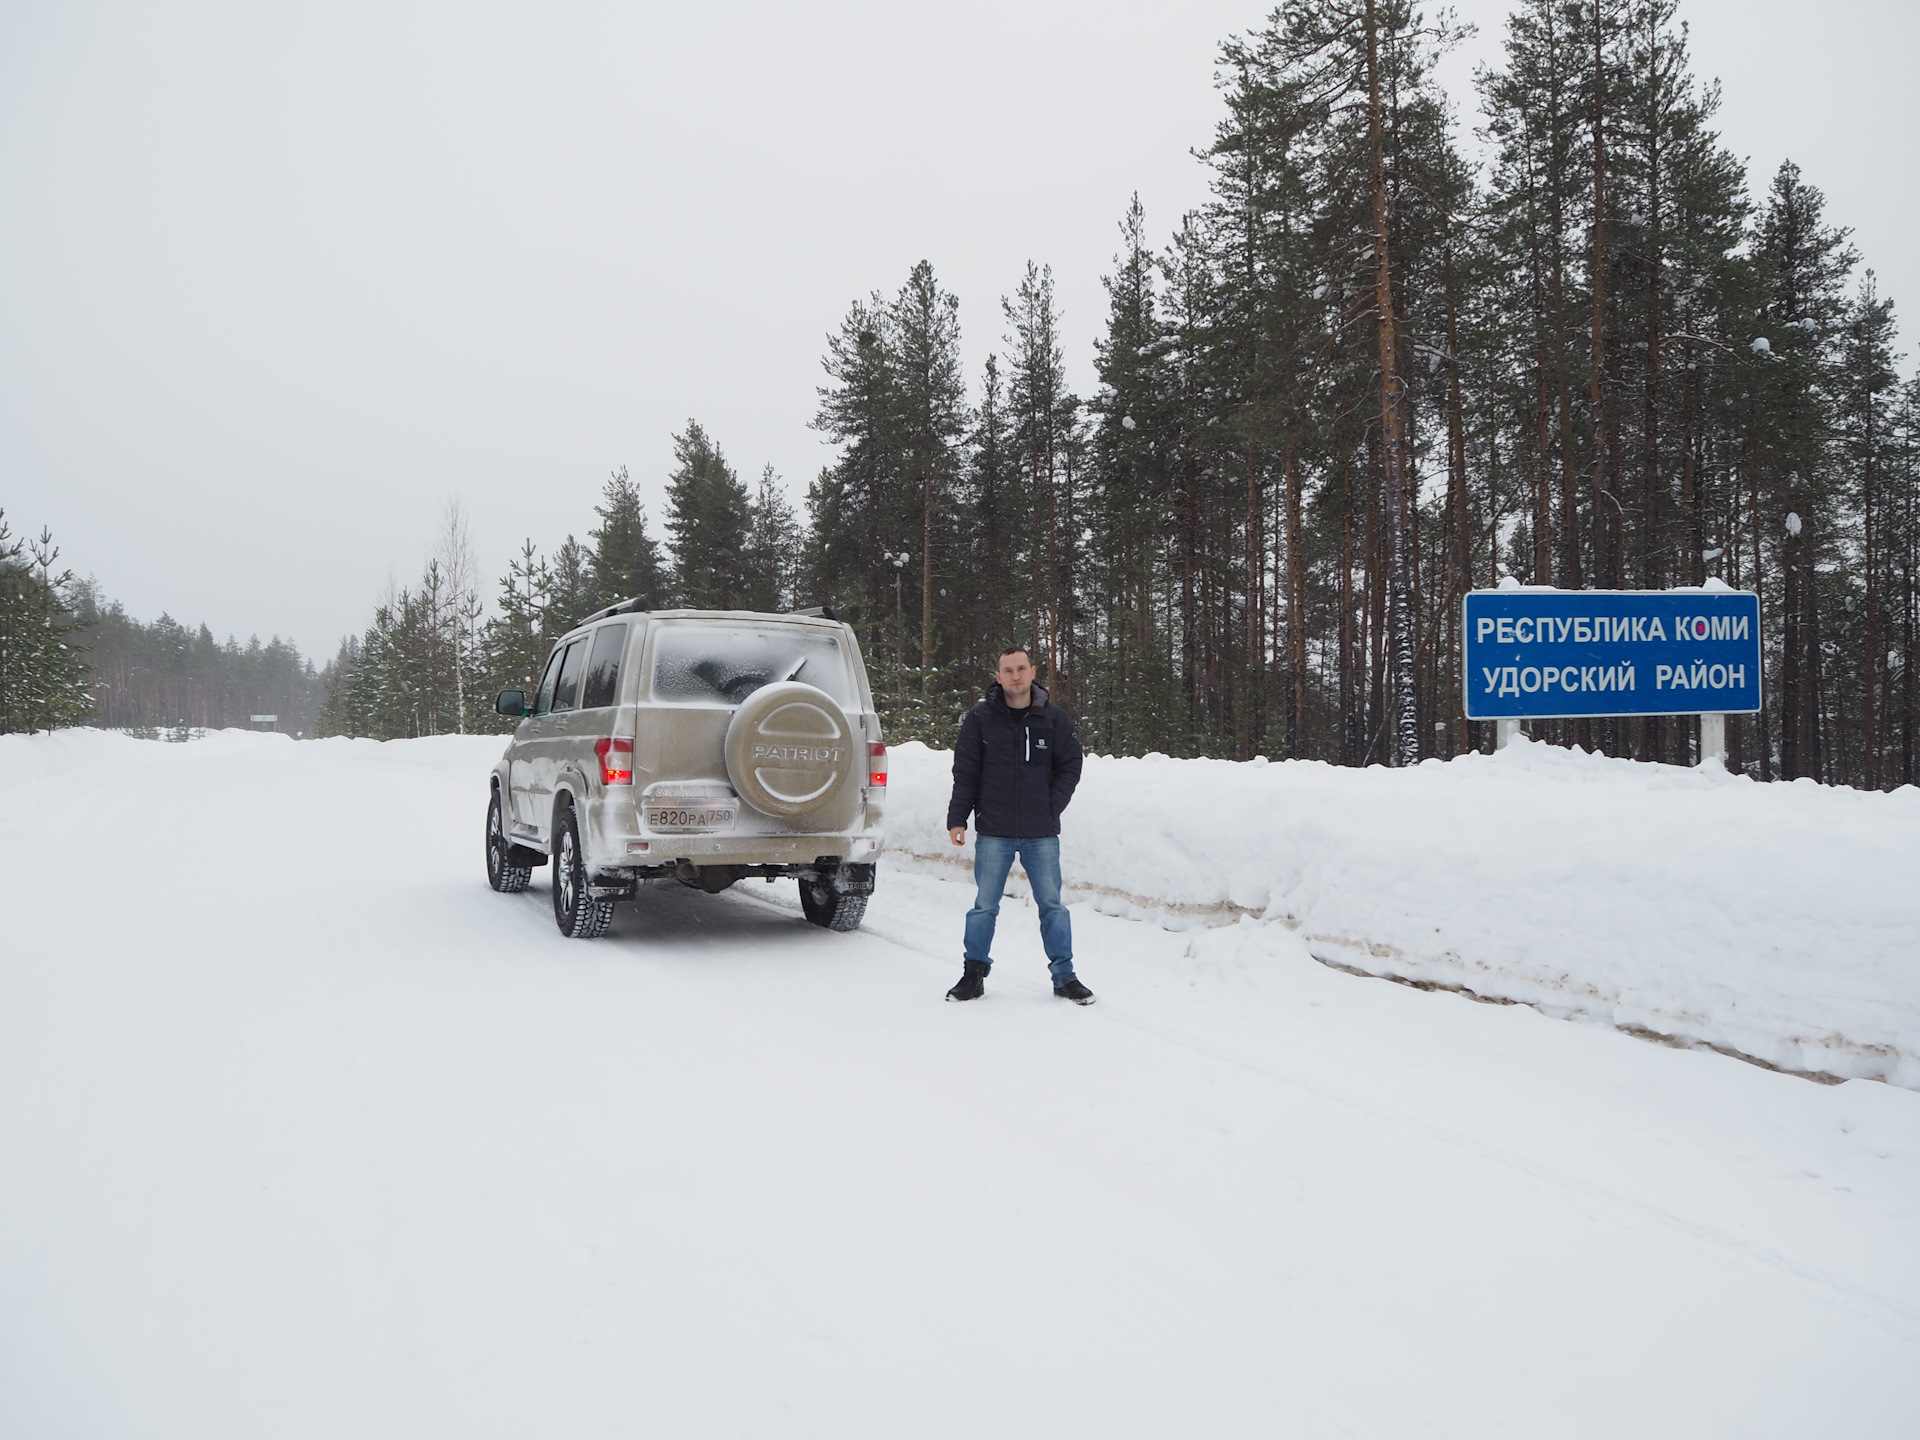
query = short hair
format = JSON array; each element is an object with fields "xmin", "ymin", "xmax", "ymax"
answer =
[{"xmin": 996, "ymin": 645, "xmax": 1033, "ymax": 665}]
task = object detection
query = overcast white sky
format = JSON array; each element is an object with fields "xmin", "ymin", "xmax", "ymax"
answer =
[{"xmin": 3, "ymin": 0, "xmax": 1914, "ymax": 656}]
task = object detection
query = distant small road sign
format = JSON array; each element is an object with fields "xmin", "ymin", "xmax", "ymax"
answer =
[
  {"xmin": 1463, "ymin": 588, "xmax": 1761, "ymax": 721},
  {"xmin": 248, "ymin": 714, "xmax": 279, "ymax": 724}
]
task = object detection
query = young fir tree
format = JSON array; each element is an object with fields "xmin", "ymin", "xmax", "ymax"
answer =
[
  {"xmin": 743, "ymin": 465, "xmax": 802, "ymax": 612},
  {"xmin": 474, "ymin": 538, "xmax": 555, "ymax": 729},
  {"xmin": 588, "ymin": 465, "xmax": 669, "ymax": 610},
  {"xmin": 663, "ymin": 421, "xmax": 752, "ymax": 610},
  {"xmin": 549, "ymin": 536, "xmax": 593, "ymax": 632},
  {"xmin": 0, "ymin": 513, "xmax": 93, "ymax": 733}
]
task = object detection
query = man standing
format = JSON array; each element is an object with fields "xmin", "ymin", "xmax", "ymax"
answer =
[{"xmin": 944, "ymin": 647, "xmax": 1094, "ymax": 1004}]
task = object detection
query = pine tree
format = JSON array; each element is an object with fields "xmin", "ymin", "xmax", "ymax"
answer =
[
  {"xmin": 1086, "ymin": 196, "xmax": 1180, "ymax": 753},
  {"xmin": 0, "ymin": 513, "xmax": 93, "ymax": 733},
  {"xmin": 314, "ymin": 635, "xmax": 362, "ymax": 738},
  {"xmin": 1482, "ymin": 0, "xmax": 1594, "ymax": 594},
  {"xmin": 1893, "ymin": 374, "xmax": 1920, "ymax": 785},
  {"xmin": 479, "ymin": 538, "xmax": 556, "ymax": 715},
  {"xmin": 550, "ymin": 536, "xmax": 592, "ymax": 631},
  {"xmin": 743, "ymin": 465, "xmax": 802, "ymax": 612},
  {"xmin": 810, "ymin": 292, "xmax": 897, "ymax": 627},
  {"xmin": 1836, "ymin": 271, "xmax": 1901, "ymax": 785},
  {"xmin": 964, "ymin": 353, "xmax": 1021, "ymax": 676},
  {"xmin": 1003, "ymin": 262, "xmax": 1079, "ymax": 704},
  {"xmin": 887, "ymin": 261, "xmax": 968, "ymax": 671},
  {"xmin": 663, "ymin": 421, "xmax": 752, "ymax": 609},
  {"xmin": 1750, "ymin": 161, "xmax": 1857, "ymax": 779},
  {"xmin": 588, "ymin": 465, "xmax": 668, "ymax": 610}
]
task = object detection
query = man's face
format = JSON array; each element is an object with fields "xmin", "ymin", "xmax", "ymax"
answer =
[{"xmin": 996, "ymin": 651, "xmax": 1034, "ymax": 700}]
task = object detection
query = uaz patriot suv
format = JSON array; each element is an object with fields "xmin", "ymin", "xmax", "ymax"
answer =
[{"xmin": 484, "ymin": 602, "xmax": 885, "ymax": 938}]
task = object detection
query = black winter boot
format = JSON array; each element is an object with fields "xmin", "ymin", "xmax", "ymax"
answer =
[
  {"xmin": 946, "ymin": 959, "xmax": 990, "ymax": 1002},
  {"xmin": 1053, "ymin": 976, "xmax": 1096, "ymax": 1005}
]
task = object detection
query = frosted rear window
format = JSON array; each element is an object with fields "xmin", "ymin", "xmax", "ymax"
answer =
[{"xmin": 650, "ymin": 625, "xmax": 856, "ymax": 707}]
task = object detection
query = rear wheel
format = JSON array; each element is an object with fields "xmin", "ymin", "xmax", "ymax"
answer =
[
  {"xmin": 486, "ymin": 791, "xmax": 532, "ymax": 893},
  {"xmin": 552, "ymin": 805, "xmax": 615, "ymax": 938},
  {"xmin": 799, "ymin": 878, "xmax": 867, "ymax": 933}
]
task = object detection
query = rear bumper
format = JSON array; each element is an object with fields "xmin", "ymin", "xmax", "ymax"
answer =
[
  {"xmin": 586, "ymin": 855, "xmax": 878, "ymax": 899},
  {"xmin": 583, "ymin": 786, "xmax": 881, "ymax": 871},
  {"xmin": 596, "ymin": 831, "xmax": 881, "ymax": 868}
]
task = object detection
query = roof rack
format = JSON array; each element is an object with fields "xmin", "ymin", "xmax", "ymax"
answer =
[
  {"xmin": 788, "ymin": 605, "xmax": 838, "ymax": 621},
  {"xmin": 576, "ymin": 597, "xmax": 650, "ymax": 627}
]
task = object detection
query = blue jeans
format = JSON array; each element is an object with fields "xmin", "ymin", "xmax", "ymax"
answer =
[{"xmin": 964, "ymin": 834, "xmax": 1075, "ymax": 983}]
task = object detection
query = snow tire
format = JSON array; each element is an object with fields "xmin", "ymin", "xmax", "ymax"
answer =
[
  {"xmin": 487, "ymin": 790, "xmax": 532, "ymax": 893},
  {"xmin": 799, "ymin": 879, "xmax": 867, "ymax": 933},
  {"xmin": 552, "ymin": 804, "xmax": 615, "ymax": 939}
]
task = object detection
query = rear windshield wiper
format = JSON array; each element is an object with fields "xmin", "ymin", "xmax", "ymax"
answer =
[{"xmin": 782, "ymin": 656, "xmax": 808, "ymax": 682}]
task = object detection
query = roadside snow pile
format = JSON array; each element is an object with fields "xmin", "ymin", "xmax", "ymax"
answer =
[{"xmin": 885, "ymin": 738, "xmax": 1920, "ymax": 1088}]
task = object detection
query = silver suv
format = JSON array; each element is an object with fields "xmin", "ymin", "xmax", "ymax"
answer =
[{"xmin": 484, "ymin": 602, "xmax": 885, "ymax": 938}]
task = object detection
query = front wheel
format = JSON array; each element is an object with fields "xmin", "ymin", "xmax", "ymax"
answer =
[
  {"xmin": 800, "ymin": 878, "xmax": 867, "ymax": 933},
  {"xmin": 552, "ymin": 805, "xmax": 615, "ymax": 938},
  {"xmin": 486, "ymin": 791, "xmax": 532, "ymax": 893}
]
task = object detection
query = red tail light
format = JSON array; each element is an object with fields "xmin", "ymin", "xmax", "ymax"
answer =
[
  {"xmin": 868, "ymin": 741, "xmax": 887, "ymax": 787},
  {"xmin": 594, "ymin": 737, "xmax": 634, "ymax": 785}
]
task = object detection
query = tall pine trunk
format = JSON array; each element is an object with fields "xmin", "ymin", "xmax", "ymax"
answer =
[
  {"xmin": 1285, "ymin": 444, "xmax": 1308, "ymax": 757},
  {"xmin": 921, "ymin": 467, "xmax": 934, "ymax": 670},
  {"xmin": 1364, "ymin": 0, "xmax": 1419, "ymax": 767},
  {"xmin": 1245, "ymin": 441, "xmax": 1264, "ymax": 758},
  {"xmin": 1445, "ymin": 260, "xmax": 1470, "ymax": 757},
  {"xmin": 1182, "ymin": 452, "xmax": 1198, "ymax": 733},
  {"xmin": 1588, "ymin": 0, "xmax": 1619, "ymax": 591},
  {"xmin": 1544, "ymin": 3, "xmax": 1584, "ymax": 589}
]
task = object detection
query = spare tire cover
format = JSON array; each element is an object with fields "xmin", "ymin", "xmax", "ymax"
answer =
[{"xmin": 724, "ymin": 681, "xmax": 858, "ymax": 817}]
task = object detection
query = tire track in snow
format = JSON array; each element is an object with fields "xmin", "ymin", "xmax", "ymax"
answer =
[{"xmin": 740, "ymin": 872, "xmax": 1920, "ymax": 1339}]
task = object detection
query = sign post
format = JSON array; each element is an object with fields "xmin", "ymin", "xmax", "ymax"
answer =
[
  {"xmin": 1698, "ymin": 712, "xmax": 1726, "ymax": 766},
  {"xmin": 1463, "ymin": 586, "xmax": 1761, "ymax": 763}
]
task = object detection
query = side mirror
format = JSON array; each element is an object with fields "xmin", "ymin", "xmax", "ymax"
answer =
[{"xmin": 496, "ymin": 690, "xmax": 526, "ymax": 718}]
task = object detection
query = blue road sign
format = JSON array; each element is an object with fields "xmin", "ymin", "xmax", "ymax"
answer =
[{"xmin": 1462, "ymin": 587, "xmax": 1762, "ymax": 720}]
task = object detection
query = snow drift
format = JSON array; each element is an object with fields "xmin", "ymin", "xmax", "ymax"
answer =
[{"xmin": 886, "ymin": 737, "xmax": 1920, "ymax": 1088}]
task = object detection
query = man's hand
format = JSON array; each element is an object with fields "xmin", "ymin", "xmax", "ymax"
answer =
[{"xmin": 948, "ymin": 826, "xmax": 967, "ymax": 847}]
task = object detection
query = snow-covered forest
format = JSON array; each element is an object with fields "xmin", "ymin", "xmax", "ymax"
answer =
[
  {"xmin": 8, "ymin": 0, "xmax": 1918, "ymax": 793},
  {"xmin": 0, "ymin": 512, "xmax": 323, "ymax": 735},
  {"xmin": 310, "ymin": 0, "xmax": 1919, "ymax": 791}
]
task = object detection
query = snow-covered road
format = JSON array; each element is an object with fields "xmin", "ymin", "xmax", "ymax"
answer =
[{"xmin": 2, "ymin": 732, "xmax": 1915, "ymax": 1437}]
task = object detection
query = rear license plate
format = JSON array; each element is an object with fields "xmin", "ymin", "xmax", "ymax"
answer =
[{"xmin": 646, "ymin": 806, "xmax": 736, "ymax": 833}]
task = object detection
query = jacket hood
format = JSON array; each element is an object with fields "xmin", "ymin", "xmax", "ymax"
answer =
[{"xmin": 987, "ymin": 679, "xmax": 1049, "ymax": 713}]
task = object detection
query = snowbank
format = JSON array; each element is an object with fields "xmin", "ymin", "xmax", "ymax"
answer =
[
  {"xmin": 886, "ymin": 738, "xmax": 1920, "ymax": 1087},
  {"xmin": 13, "ymin": 727, "xmax": 1915, "ymax": 1088}
]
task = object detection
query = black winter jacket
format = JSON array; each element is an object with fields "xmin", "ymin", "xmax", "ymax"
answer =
[{"xmin": 946, "ymin": 681, "xmax": 1084, "ymax": 838}]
